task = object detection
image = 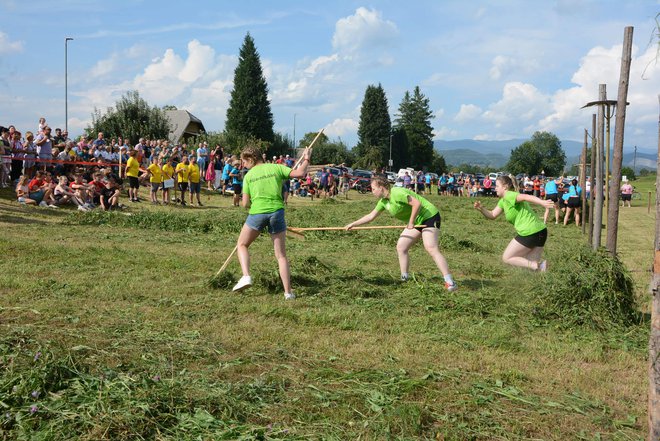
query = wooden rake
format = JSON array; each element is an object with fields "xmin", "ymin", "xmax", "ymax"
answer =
[{"xmin": 285, "ymin": 225, "xmax": 425, "ymax": 237}]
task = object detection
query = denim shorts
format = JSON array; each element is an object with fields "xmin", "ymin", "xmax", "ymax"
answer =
[{"xmin": 245, "ymin": 208, "xmax": 286, "ymax": 234}]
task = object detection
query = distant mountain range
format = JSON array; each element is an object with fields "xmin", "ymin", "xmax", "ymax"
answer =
[{"xmin": 434, "ymin": 139, "xmax": 657, "ymax": 170}]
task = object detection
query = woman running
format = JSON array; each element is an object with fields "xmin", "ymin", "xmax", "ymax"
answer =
[
  {"xmin": 474, "ymin": 175, "xmax": 553, "ymax": 271},
  {"xmin": 232, "ymin": 145, "xmax": 311, "ymax": 300},
  {"xmin": 344, "ymin": 176, "xmax": 457, "ymax": 291}
]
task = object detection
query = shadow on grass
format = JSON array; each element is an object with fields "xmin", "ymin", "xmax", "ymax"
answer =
[
  {"xmin": 0, "ymin": 214, "xmax": 49, "ymax": 225},
  {"xmin": 456, "ymin": 278, "xmax": 498, "ymax": 291}
]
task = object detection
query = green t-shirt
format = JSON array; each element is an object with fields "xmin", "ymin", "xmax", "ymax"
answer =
[
  {"xmin": 243, "ymin": 163, "xmax": 291, "ymax": 215},
  {"xmin": 375, "ymin": 187, "xmax": 439, "ymax": 225},
  {"xmin": 497, "ymin": 190, "xmax": 546, "ymax": 236}
]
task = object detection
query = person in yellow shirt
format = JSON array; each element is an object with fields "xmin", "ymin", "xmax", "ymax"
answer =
[
  {"xmin": 143, "ymin": 156, "xmax": 163, "ymax": 204},
  {"xmin": 161, "ymin": 156, "xmax": 175, "ymax": 205},
  {"xmin": 125, "ymin": 149, "xmax": 141, "ymax": 203},
  {"xmin": 175, "ymin": 155, "xmax": 190, "ymax": 206},
  {"xmin": 188, "ymin": 155, "xmax": 202, "ymax": 206}
]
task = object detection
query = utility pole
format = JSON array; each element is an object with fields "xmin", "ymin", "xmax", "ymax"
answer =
[
  {"xmin": 389, "ymin": 133, "xmax": 393, "ymax": 171},
  {"xmin": 65, "ymin": 37, "xmax": 73, "ymax": 133},
  {"xmin": 633, "ymin": 145, "xmax": 637, "ymax": 174},
  {"xmin": 293, "ymin": 113, "xmax": 296, "ymax": 157},
  {"xmin": 588, "ymin": 114, "xmax": 596, "ymax": 246},
  {"xmin": 607, "ymin": 26, "xmax": 633, "ymax": 255}
]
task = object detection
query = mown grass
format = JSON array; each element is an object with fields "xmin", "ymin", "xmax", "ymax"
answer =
[{"xmin": 0, "ymin": 183, "xmax": 653, "ymax": 440}]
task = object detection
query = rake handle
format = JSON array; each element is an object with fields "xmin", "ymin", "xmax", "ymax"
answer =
[
  {"xmin": 289, "ymin": 225, "xmax": 425, "ymax": 232},
  {"xmin": 215, "ymin": 244, "xmax": 238, "ymax": 276},
  {"xmin": 292, "ymin": 128, "xmax": 324, "ymax": 170}
]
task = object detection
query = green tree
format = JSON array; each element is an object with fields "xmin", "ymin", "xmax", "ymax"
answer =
[
  {"xmin": 354, "ymin": 84, "xmax": 391, "ymax": 167},
  {"xmin": 162, "ymin": 105, "xmax": 178, "ymax": 111},
  {"xmin": 394, "ymin": 86, "xmax": 435, "ymax": 169},
  {"xmin": 225, "ymin": 33, "xmax": 274, "ymax": 147},
  {"xmin": 621, "ymin": 166, "xmax": 636, "ymax": 180},
  {"xmin": 430, "ymin": 151, "xmax": 447, "ymax": 174},
  {"xmin": 87, "ymin": 90, "xmax": 170, "ymax": 143},
  {"xmin": 506, "ymin": 131, "xmax": 566, "ymax": 176},
  {"xmin": 298, "ymin": 131, "xmax": 353, "ymax": 166},
  {"xmin": 390, "ymin": 127, "xmax": 409, "ymax": 171}
]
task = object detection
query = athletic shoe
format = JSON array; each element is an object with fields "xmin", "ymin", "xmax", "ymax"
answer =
[
  {"xmin": 77, "ymin": 205, "xmax": 88, "ymax": 212},
  {"xmin": 445, "ymin": 282, "xmax": 458, "ymax": 292},
  {"xmin": 232, "ymin": 276, "xmax": 252, "ymax": 292},
  {"xmin": 48, "ymin": 204, "xmax": 59, "ymax": 209},
  {"xmin": 39, "ymin": 201, "xmax": 48, "ymax": 207},
  {"xmin": 400, "ymin": 274, "xmax": 409, "ymax": 281},
  {"xmin": 284, "ymin": 292, "xmax": 296, "ymax": 300},
  {"xmin": 197, "ymin": 202, "xmax": 203, "ymax": 207}
]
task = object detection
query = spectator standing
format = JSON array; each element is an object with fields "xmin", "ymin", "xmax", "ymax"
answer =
[
  {"xmin": 125, "ymin": 150, "xmax": 141, "ymax": 202},
  {"xmin": 35, "ymin": 126, "xmax": 53, "ymax": 171},
  {"xmin": 620, "ymin": 181, "xmax": 634, "ymax": 208},
  {"xmin": 175, "ymin": 155, "xmax": 190, "ymax": 206},
  {"xmin": 543, "ymin": 177, "xmax": 561, "ymax": 224},
  {"xmin": 196, "ymin": 142, "xmax": 208, "ymax": 180},
  {"xmin": 188, "ymin": 155, "xmax": 202, "ymax": 206}
]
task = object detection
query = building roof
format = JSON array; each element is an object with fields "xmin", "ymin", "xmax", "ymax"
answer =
[{"xmin": 164, "ymin": 110, "xmax": 206, "ymax": 144}]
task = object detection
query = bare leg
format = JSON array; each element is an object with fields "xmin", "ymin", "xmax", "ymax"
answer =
[
  {"xmin": 271, "ymin": 231, "xmax": 291, "ymax": 293},
  {"xmin": 396, "ymin": 228, "xmax": 421, "ymax": 276},
  {"xmin": 421, "ymin": 228, "xmax": 450, "ymax": 276},
  {"xmin": 236, "ymin": 224, "xmax": 261, "ymax": 277},
  {"xmin": 563, "ymin": 207, "xmax": 573, "ymax": 225},
  {"xmin": 502, "ymin": 239, "xmax": 542, "ymax": 270}
]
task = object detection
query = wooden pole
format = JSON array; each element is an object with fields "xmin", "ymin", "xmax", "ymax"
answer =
[
  {"xmin": 215, "ymin": 245, "xmax": 238, "ymax": 276},
  {"xmin": 292, "ymin": 128, "xmax": 324, "ymax": 170},
  {"xmin": 288, "ymin": 225, "xmax": 425, "ymax": 233},
  {"xmin": 593, "ymin": 85, "xmax": 606, "ymax": 249},
  {"xmin": 648, "ymin": 93, "xmax": 660, "ymax": 441},
  {"xmin": 606, "ymin": 26, "xmax": 634, "ymax": 255},
  {"xmin": 580, "ymin": 129, "xmax": 587, "ymax": 234},
  {"xmin": 588, "ymin": 114, "xmax": 597, "ymax": 246}
]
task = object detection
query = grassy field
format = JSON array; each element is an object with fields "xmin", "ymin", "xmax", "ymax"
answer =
[{"xmin": 0, "ymin": 176, "xmax": 656, "ymax": 440}]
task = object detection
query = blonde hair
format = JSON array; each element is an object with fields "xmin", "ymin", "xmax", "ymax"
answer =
[{"xmin": 25, "ymin": 131, "xmax": 33, "ymax": 139}]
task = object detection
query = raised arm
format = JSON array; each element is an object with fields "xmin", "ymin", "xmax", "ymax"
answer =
[
  {"xmin": 345, "ymin": 209, "xmax": 382, "ymax": 230},
  {"xmin": 289, "ymin": 147, "xmax": 311, "ymax": 179}
]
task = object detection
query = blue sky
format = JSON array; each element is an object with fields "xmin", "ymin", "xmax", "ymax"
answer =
[{"xmin": 0, "ymin": 0, "xmax": 658, "ymax": 151}]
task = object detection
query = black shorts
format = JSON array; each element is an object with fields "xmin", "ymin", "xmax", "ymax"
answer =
[
  {"xmin": 179, "ymin": 182, "xmax": 188, "ymax": 192},
  {"xmin": 546, "ymin": 193, "xmax": 558, "ymax": 202},
  {"xmin": 415, "ymin": 213, "xmax": 441, "ymax": 232},
  {"xmin": 232, "ymin": 183, "xmax": 242, "ymax": 195},
  {"xmin": 129, "ymin": 176, "xmax": 140, "ymax": 189},
  {"xmin": 621, "ymin": 193, "xmax": 632, "ymax": 201},
  {"xmin": 567, "ymin": 196, "xmax": 581, "ymax": 208},
  {"xmin": 515, "ymin": 228, "xmax": 548, "ymax": 248},
  {"xmin": 151, "ymin": 183, "xmax": 161, "ymax": 192}
]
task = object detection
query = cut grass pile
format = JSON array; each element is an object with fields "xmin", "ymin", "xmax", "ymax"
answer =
[{"xmin": 0, "ymin": 186, "xmax": 652, "ymax": 440}]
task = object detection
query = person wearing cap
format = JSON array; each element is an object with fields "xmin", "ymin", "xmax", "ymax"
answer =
[{"xmin": 285, "ymin": 154, "xmax": 294, "ymax": 168}]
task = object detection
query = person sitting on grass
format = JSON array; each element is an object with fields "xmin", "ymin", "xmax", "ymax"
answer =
[
  {"xmin": 344, "ymin": 175, "xmax": 457, "ymax": 292},
  {"xmin": 474, "ymin": 175, "xmax": 553, "ymax": 271},
  {"xmin": 54, "ymin": 176, "xmax": 89, "ymax": 211},
  {"xmin": 231, "ymin": 144, "xmax": 311, "ymax": 300},
  {"xmin": 100, "ymin": 175, "xmax": 121, "ymax": 211},
  {"xmin": 188, "ymin": 155, "xmax": 202, "ymax": 206},
  {"xmin": 15, "ymin": 175, "xmax": 36, "ymax": 205},
  {"xmin": 70, "ymin": 173, "xmax": 95, "ymax": 208}
]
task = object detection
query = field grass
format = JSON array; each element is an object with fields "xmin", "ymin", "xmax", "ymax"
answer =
[{"xmin": 0, "ymin": 176, "xmax": 655, "ymax": 440}]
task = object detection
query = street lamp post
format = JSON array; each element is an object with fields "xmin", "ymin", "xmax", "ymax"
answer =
[
  {"xmin": 293, "ymin": 113, "xmax": 296, "ymax": 158},
  {"xmin": 389, "ymin": 133, "xmax": 393, "ymax": 171},
  {"xmin": 65, "ymin": 37, "xmax": 73, "ymax": 133}
]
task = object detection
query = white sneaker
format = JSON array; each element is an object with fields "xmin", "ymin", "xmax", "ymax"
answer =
[
  {"xmin": 77, "ymin": 205, "xmax": 88, "ymax": 212},
  {"xmin": 445, "ymin": 282, "xmax": 458, "ymax": 292},
  {"xmin": 232, "ymin": 275, "xmax": 252, "ymax": 292},
  {"xmin": 284, "ymin": 292, "xmax": 296, "ymax": 300},
  {"xmin": 48, "ymin": 204, "xmax": 59, "ymax": 209},
  {"xmin": 39, "ymin": 201, "xmax": 48, "ymax": 207}
]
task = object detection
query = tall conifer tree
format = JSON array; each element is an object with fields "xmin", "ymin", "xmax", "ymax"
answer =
[
  {"xmin": 395, "ymin": 86, "xmax": 435, "ymax": 169},
  {"xmin": 225, "ymin": 33, "xmax": 274, "ymax": 144},
  {"xmin": 355, "ymin": 84, "xmax": 391, "ymax": 168}
]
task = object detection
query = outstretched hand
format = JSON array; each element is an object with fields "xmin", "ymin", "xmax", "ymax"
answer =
[
  {"xmin": 541, "ymin": 199, "xmax": 555, "ymax": 209},
  {"xmin": 473, "ymin": 200, "xmax": 483, "ymax": 210},
  {"xmin": 345, "ymin": 223, "xmax": 354, "ymax": 231}
]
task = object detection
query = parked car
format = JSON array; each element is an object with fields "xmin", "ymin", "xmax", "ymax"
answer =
[
  {"xmin": 385, "ymin": 171, "xmax": 397, "ymax": 182},
  {"xmin": 353, "ymin": 169, "xmax": 373, "ymax": 179}
]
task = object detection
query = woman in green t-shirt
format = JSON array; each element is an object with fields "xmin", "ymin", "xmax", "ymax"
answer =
[
  {"xmin": 231, "ymin": 145, "xmax": 311, "ymax": 300},
  {"xmin": 474, "ymin": 175, "xmax": 554, "ymax": 271},
  {"xmin": 345, "ymin": 176, "xmax": 457, "ymax": 292}
]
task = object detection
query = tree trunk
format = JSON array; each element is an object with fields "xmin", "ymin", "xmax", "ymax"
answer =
[
  {"xmin": 580, "ymin": 129, "xmax": 587, "ymax": 234},
  {"xmin": 648, "ymin": 94, "xmax": 660, "ymax": 441},
  {"xmin": 607, "ymin": 26, "xmax": 633, "ymax": 255}
]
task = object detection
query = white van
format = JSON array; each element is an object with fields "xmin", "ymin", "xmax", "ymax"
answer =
[{"xmin": 397, "ymin": 167, "xmax": 416, "ymax": 178}]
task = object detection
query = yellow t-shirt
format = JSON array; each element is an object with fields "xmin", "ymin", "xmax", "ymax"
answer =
[
  {"xmin": 126, "ymin": 157, "xmax": 140, "ymax": 178},
  {"xmin": 188, "ymin": 163, "xmax": 200, "ymax": 183},
  {"xmin": 147, "ymin": 163, "xmax": 162, "ymax": 183},
  {"xmin": 175, "ymin": 162, "xmax": 189, "ymax": 183},
  {"xmin": 162, "ymin": 164, "xmax": 174, "ymax": 181}
]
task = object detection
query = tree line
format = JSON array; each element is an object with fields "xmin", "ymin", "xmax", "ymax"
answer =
[{"xmin": 87, "ymin": 33, "xmax": 568, "ymax": 176}]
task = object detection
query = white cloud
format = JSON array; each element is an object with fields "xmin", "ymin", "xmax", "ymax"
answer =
[
  {"xmin": 304, "ymin": 54, "xmax": 340, "ymax": 76},
  {"xmin": 434, "ymin": 126, "xmax": 457, "ymax": 139},
  {"xmin": 435, "ymin": 108, "xmax": 445, "ymax": 119},
  {"xmin": 332, "ymin": 7, "xmax": 398, "ymax": 55},
  {"xmin": 483, "ymin": 82, "xmax": 549, "ymax": 125},
  {"xmin": 0, "ymin": 32, "xmax": 23, "ymax": 53},
  {"xmin": 454, "ymin": 104, "xmax": 482, "ymax": 122},
  {"xmin": 324, "ymin": 118, "xmax": 358, "ymax": 138}
]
